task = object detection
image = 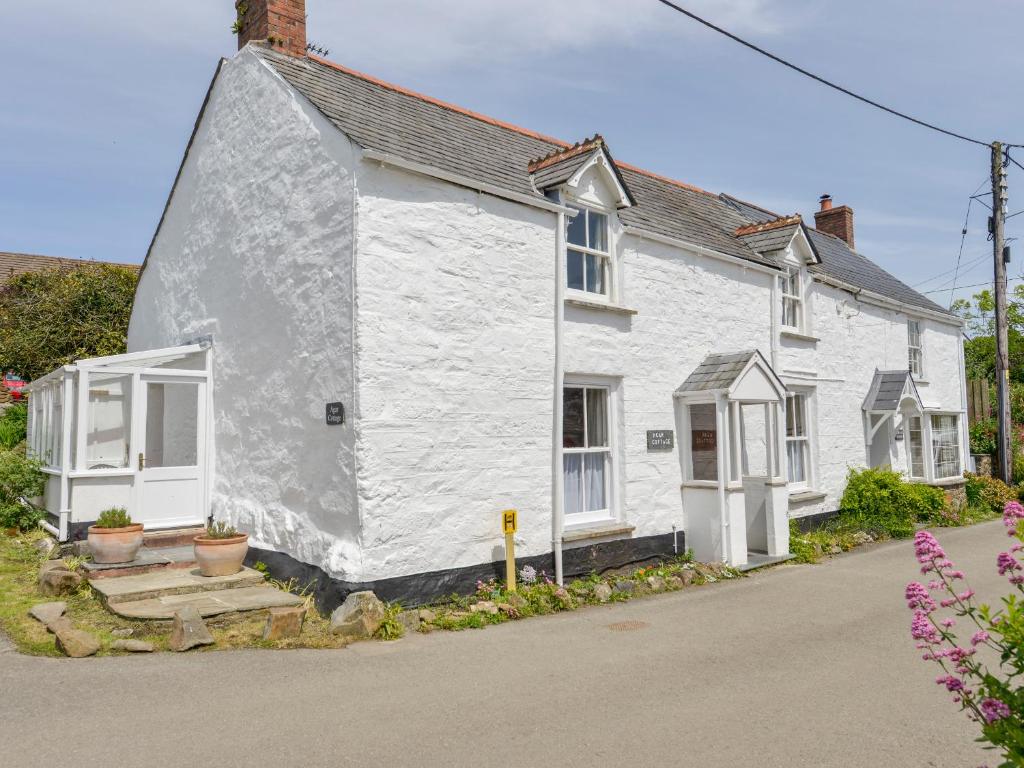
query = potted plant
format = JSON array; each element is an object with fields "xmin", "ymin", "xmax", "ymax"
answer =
[
  {"xmin": 88, "ymin": 507, "xmax": 144, "ymax": 564},
  {"xmin": 193, "ymin": 521, "xmax": 249, "ymax": 577}
]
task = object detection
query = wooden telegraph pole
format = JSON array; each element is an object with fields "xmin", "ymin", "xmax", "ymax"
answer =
[{"xmin": 992, "ymin": 141, "xmax": 1013, "ymax": 483}]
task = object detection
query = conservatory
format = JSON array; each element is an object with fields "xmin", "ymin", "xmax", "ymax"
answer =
[{"xmin": 25, "ymin": 343, "xmax": 212, "ymax": 541}]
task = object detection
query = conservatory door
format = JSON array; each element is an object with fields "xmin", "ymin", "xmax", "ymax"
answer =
[{"xmin": 133, "ymin": 375, "xmax": 207, "ymax": 529}]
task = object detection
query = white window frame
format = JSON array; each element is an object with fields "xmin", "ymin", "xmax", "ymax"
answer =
[
  {"xmin": 565, "ymin": 203, "xmax": 612, "ymax": 300},
  {"xmin": 906, "ymin": 413, "xmax": 926, "ymax": 480},
  {"xmin": 780, "ymin": 265, "xmax": 803, "ymax": 330},
  {"xmin": 908, "ymin": 319, "xmax": 924, "ymax": 378},
  {"xmin": 562, "ymin": 381, "xmax": 616, "ymax": 526},
  {"xmin": 928, "ymin": 412, "xmax": 962, "ymax": 481},
  {"xmin": 785, "ymin": 391, "xmax": 813, "ymax": 489}
]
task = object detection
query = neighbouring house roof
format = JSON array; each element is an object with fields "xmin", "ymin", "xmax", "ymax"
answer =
[
  {"xmin": 862, "ymin": 370, "xmax": 922, "ymax": 412},
  {"xmin": 0, "ymin": 251, "xmax": 139, "ymax": 283},
  {"xmin": 252, "ymin": 47, "xmax": 953, "ymax": 317}
]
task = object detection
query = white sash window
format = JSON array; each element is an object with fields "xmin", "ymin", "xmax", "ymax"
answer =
[{"xmin": 563, "ymin": 385, "xmax": 611, "ymax": 522}]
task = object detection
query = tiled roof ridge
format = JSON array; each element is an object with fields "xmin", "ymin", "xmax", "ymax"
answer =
[
  {"xmin": 721, "ymin": 193, "xmax": 780, "ymax": 219},
  {"xmin": 734, "ymin": 214, "xmax": 802, "ymax": 237},
  {"xmin": 528, "ymin": 135, "xmax": 604, "ymax": 173},
  {"xmin": 303, "ymin": 54, "xmax": 716, "ymax": 200},
  {"xmin": 0, "ymin": 250, "xmax": 139, "ymax": 269}
]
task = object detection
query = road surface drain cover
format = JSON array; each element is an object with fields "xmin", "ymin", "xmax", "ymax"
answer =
[{"xmin": 607, "ymin": 620, "xmax": 649, "ymax": 632}]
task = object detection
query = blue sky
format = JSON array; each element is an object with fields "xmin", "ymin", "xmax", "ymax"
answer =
[{"xmin": 6, "ymin": 1, "xmax": 1024, "ymax": 308}]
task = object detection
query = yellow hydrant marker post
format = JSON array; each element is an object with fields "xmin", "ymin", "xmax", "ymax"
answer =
[{"xmin": 502, "ymin": 509, "xmax": 517, "ymax": 592}]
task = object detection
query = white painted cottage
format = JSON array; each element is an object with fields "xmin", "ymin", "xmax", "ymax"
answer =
[{"xmin": 33, "ymin": 1, "xmax": 969, "ymax": 608}]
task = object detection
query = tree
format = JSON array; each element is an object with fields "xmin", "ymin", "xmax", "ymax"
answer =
[
  {"xmin": 953, "ymin": 285, "xmax": 1024, "ymax": 384},
  {"xmin": 0, "ymin": 264, "xmax": 138, "ymax": 381}
]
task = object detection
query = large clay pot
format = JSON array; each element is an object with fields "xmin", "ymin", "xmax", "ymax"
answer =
[
  {"xmin": 194, "ymin": 533, "xmax": 249, "ymax": 577},
  {"xmin": 88, "ymin": 524, "xmax": 144, "ymax": 564}
]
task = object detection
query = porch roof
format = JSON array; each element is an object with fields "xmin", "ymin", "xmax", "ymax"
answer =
[
  {"xmin": 674, "ymin": 349, "xmax": 787, "ymax": 401},
  {"xmin": 862, "ymin": 370, "xmax": 922, "ymax": 412}
]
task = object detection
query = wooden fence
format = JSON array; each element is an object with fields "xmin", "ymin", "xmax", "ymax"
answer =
[{"xmin": 967, "ymin": 378, "xmax": 991, "ymax": 424}]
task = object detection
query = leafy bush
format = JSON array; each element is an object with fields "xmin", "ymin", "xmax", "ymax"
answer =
[
  {"xmin": 0, "ymin": 405, "xmax": 27, "ymax": 450},
  {"xmin": 839, "ymin": 466, "xmax": 945, "ymax": 538},
  {"xmin": 0, "ymin": 449, "xmax": 45, "ymax": 531},
  {"xmin": 204, "ymin": 521, "xmax": 240, "ymax": 539},
  {"xmin": 965, "ymin": 472, "xmax": 1017, "ymax": 515},
  {"xmin": 94, "ymin": 507, "xmax": 132, "ymax": 529},
  {"xmin": 970, "ymin": 418, "xmax": 999, "ymax": 456},
  {"xmin": 0, "ymin": 263, "xmax": 137, "ymax": 381}
]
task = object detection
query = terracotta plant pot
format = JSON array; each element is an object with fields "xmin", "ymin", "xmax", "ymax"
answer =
[
  {"xmin": 194, "ymin": 533, "xmax": 249, "ymax": 577},
  {"xmin": 88, "ymin": 524, "xmax": 144, "ymax": 564}
]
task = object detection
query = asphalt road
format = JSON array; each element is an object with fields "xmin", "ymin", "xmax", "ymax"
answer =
[{"xmin": 1, "ymin": 521, "xmax": 1006, "ymax": 767}]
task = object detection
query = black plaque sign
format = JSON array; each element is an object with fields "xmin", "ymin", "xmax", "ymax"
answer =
[
  {"xmin": 646, "ymin": 430, "xmax": 675, "ymax": 451},
  {"xmin": 326, "ymin": 402, "xmax": 345, "ymax": 426}
]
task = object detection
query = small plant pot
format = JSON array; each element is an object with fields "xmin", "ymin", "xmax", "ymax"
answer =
[
  {"xmin": 194, "ymin": 533, "xmax": 249, "ymax": 577},
  {"xmin": 88, "ymin": 524, "xmax": 144, "ymax": 564}
]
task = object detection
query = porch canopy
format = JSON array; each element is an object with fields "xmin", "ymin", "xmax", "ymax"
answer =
[
  {"xmin": 26, "ymin": 343, "xmax": 212, "ymax": 541},
  {"xmin": 674, "ymin": 350, "xmax": 790, "ymax": 566}
]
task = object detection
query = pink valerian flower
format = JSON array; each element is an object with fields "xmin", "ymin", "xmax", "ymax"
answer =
[
  {"xmin": 997, "ymin": 551, "xmax": 1021, "ymax": 577},
  {"xmin": 1004, "ymin": 501, "xmax": 1024, "ymax": 537},
  {"xmin": 958, "ymin": 589, "xmax": 975, "ymax": 602},
  {"xmin": 928, "ymin": 580, "xmax": 943, "ymax": 590},
  {"xmin": 915, "ymin": 530, "xmax": 946, "ymax": 565},
  {"xmin": 911, "ymin": 610, "xmax": 942, "ymax": 644},
  {"xmin": 971, "ymin": 630, "xmax": 990, "ymax": 646},
  {"xmin": 941, "ymin": 618, "xmax": 956, "ymax": 628},
  {"xmin": 980, "ymin": 697, "xmax": 1012, "ymax": 723},
  {"xmin": 936, "ymin": 675, "xmax": 965, "ymax": 692},
  {"xmin": 906, "ymin": 582, "xmax": 937, "ymax": 612}
]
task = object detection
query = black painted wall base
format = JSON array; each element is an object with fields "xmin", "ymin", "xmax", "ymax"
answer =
[
  {"xmin": 44, "ymin": 513, "xmax": 92, "ymax": 542},
  {"xmin": 792, "ymin": 509, "xmax": 841, "ymax": 533},
  {"xmin": 245, "ymin": 530, "xmax": 686, "ymax": 615}
]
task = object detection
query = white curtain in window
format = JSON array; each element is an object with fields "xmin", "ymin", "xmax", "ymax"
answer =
[
  {"xmin": 930, "ymin": 414, "xmax": 961, "ymax": 479},
  {"xmin": 564, "ymin": 454, "xmax": 583, "ymax": 515},
  {"xmin": 584, "ymin": 453, "xmax": 606, "ymax": 511}
]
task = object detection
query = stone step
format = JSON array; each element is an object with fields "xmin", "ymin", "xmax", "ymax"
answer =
[
  {"xmin": 143, "ymin": 526, "xmax": 206, "ymax": 549},
  {"xmin": 91, "ymin": 566, "xmax": 267, "ymax": 606},
  {"xmin": 84, "ymin": 545, "xmax": 196, "ymax": 580},
  {"xmin": 108, "ymin": 586, "xmax": 304, "ymax": 621}
]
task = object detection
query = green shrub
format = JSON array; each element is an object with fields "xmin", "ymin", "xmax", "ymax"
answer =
[
  {"xmin": 838, "ymin": 466, "xmax": 945, "ymax": 538},
  {"xmin": 0, "ymin": 449, "xmax": 45, "ymax": 531},
  {"xmin": 94, "ymin": 507, "xmax": 132, "ymax": 529},
  {"xmin": 204, "ymin": 520, "xmax": 240, "ymax": 539},
  {"xmin": 969, "ymin": 418, "xmax": 998, "ymax": 456},
  {"xmin": 965, "ymin": 472, "xmax": 1016, "ymax": 514},
  {"xmin": 0, "ymin": 404, "xmax": 27, "ymax": 450}
]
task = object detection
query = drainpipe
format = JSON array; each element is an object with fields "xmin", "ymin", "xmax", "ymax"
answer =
[
  {"xmin": 552, "ymin": 208, "xmax": 567, "ymax": 586},
  {"xmin": 715, "ymin": 393, "xmax": 730, "ymax": 564},
  {"xmin": 769, "ymin": 270, "xmax": 780, "ymax": 372}
]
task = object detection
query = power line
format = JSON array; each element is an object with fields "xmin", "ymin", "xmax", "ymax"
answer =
[
  {"xmin": 912, "ymin": 252, "xmax": 987, "ymax": 289},
  {"xmin": 653, "ymin": 0, "xmax": 1013, "ymax": 147},
  {"xmin": 947, "ymin": 196, "xmax": 975, "ymax": 307},
  {"xmin": 921, "ymin": 274, "xmax": 1023, "ymax": 295}
]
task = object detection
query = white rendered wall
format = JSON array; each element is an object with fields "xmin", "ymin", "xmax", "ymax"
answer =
[
  {"xmin": 354, "ymin": 164, "xmax": 558, "ymax": 581},
  {"xmin": 127, "ymin": 50, "xmax": 361, "ymax": 581}
]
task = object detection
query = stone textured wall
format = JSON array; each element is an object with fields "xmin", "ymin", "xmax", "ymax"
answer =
[{"xmin": 128, "ymin": 50, "xmax": 362, "ymax": 581}]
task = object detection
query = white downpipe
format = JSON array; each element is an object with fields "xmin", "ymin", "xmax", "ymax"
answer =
[
  {"xmin": 715, "ymin": 393, "xmax": 730, "ymax": 564},
  {"xmin": 552, "ymin": 209, "xmax": 567, "ymax": 586},
  {"xmin": 58, "ymin": 372, "xmax": 73, "ymax": 541},
  {"xmin": 768, "ymin": 270, "xmax": 780, "ymax": 372},
  {"xmin": 39, "ymin": 519, "xmax": 59, "ymax": 538}
]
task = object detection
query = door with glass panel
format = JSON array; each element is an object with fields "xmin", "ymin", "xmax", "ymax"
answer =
[
  {"xmin": 133, "ymin": 375, "xmax": 206, "ymax": 528},
  {"xmin": 563, "ymin": 385, "xmax": 611, "ymax": 525}
]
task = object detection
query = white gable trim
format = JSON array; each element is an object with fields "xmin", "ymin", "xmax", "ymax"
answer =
[{"xmin": 565, "ymin": 148, "xmax": 633, "ymax": 209}]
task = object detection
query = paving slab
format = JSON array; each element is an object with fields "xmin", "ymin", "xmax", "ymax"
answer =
[
  {"xmin": 83, "ymin": 545, "xmax": 196, "ymax": 574},
  {"xmin": 90, "ymin": 566, "xmax": 266, "ymax": 605},
  {"xmin": 109, "ymin": 586, "xmax": 304, "ymax": 620}
]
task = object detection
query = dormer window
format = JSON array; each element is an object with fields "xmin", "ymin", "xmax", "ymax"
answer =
[
  {"xmin": 780, "ymin": 266, "xmax": 802, "ymax": 329},
  {"xmin": 566, "ymin": 205, "xmax": 610, "ymax": 297}
]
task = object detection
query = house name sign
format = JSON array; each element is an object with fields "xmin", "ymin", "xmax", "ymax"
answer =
[
  {"xmin": 646, "ymin": 430, "xmax": 675, "ymax": 451},
  {"xmin": 326, "ymin": 402, "xmax": 345, "ymax": 426}
]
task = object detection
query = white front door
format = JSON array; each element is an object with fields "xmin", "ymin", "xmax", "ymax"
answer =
[{"xmin": 132, "ymin": 375, "xmax": 207, "ymax": 529}]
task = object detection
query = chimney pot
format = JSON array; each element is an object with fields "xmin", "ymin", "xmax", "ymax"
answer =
[
  {"xmin": 235, "ymin": 0, "xmax": 307, "ymax": 58},
  {"xmin": 814, "ymin": 195, "xmax": 855, "ymax": 248}
]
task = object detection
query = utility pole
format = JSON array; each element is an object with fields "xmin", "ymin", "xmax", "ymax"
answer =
[{"xmin": 992, "ymin": 141, "xmax": 1012, "ymax": 483}]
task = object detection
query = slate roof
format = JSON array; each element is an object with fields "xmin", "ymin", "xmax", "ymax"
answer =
[
  {"xmin": 252, "ymin": 48, "xmax": 953, "ymax": 318},
  {"xmin": 737, "ymin": 223, "xmax": 800, "ymax": 256},
  {"xmin": 0, "ymin": 251, "xmax": 139, "ymax": 283},
  {"xmin": 676, "ymin": 350, "xmax": 759, "ymax": 394},
  {"xmin": 862, "ymin": 370, "xmax": 921, "ymax": 411}
]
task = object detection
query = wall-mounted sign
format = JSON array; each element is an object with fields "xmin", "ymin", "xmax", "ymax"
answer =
[
  {"xmin": 894, "ymin": 427, "xmax": 904, "ymax": 441},
  {"xmin": 326, "ymin": 402, "xmax": 345, "ymax": 426},
  {"xmin": 692, "ymin": 429, "xmax": 716, "ymax": 452},
  {"xmin": 646, "ymin": 430, "xmax": 675, "ymax": 451}
]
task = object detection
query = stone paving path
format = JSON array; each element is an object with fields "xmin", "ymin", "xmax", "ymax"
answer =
[{"xmin": 2, "ymin": 521, "xmax": 1004, "ymax": 767}]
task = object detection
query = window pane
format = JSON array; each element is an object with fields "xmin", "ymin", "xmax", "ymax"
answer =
[
  {"xmin": 87, "ymin": 374, "xmax": 132, "ymax": 469},
  {"xmin": 563, "ymin": 454, "xmax": 583, "ymax": 514},
  {"xmin": 563, "ymin": 387, "xmax": 585, "ymax": 448},
  {"xmin": 585, "ymin": 253, "xmax": 606, "ymax": 295},
  {"xmin": 908, "ymin": 416, "xmax": 925, "ymax": 478},
  {"xmin": 787, "ymin": 440, "xmax": 806, "ymax": 483},
  {"xmin": 567, "ymin": 249, "xmax": 585, "ymax": 290},
  {"xmin": 588, "ymin": 211, "xmax": 608, "ymax": 252},
  {"xmin": 689, "ymin": 403, "xmax": 718, "ymax": 481},
  {"xmin": 145, "ymin": 382, "xmax": 199, "ymax": 468},
  {"xmin": 786, "ymin": 395, "xmax": 806, "ymax": 437},
  {"xmin": 584, "ymin": 453, "xmax": 607, "ymax": 511},
  {"xmin": 931, "ymin": 414, "xmax": 961, "ymax": 479},
  {"xmin": 586, "ymin": 388, "xmax": 608, "ymax": 447},
  {"xmin": 909, "ymin": 348, "xmax": 922, "ymax": 377},
  {"xmin": 567, "ymin": 207, "xmax": 587, "ymax": 247}
]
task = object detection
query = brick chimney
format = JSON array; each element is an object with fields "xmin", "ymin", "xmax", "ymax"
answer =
[
  {"xmin": 813, "ymin": 194, "xmax": 855, "ymax": 249},
  {"xmin": 235, "ymin": 0, "xmax": 306, "ymax": 57}
]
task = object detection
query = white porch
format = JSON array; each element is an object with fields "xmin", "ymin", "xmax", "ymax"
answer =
[
  {"xmin": 26, "ymin": 343, "xmax": 213, "ymax": 541},
  {"xmin": 675, "ymin": 350, "xmax": 791, "ymax": 567}
]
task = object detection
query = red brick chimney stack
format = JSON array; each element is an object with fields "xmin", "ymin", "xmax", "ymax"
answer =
[
  {"xmin": 814, "ymin": 193, "xmax": 855, "ymax": 249},
  {"xmin": 235, "ymin": 0, "xmax": 307, "ymax": 58}
]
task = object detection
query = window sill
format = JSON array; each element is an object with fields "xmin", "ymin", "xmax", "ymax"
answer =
[
  {"xmin": 681, "ymin": 480, "xmax": 719, "ymax": 489},
  {"xmin": 565, "ymin": 297, "xmax": 638, "ymax": 316},
  {"xmin": 789, "ymin": 489, "xmax": 827, "ymax": 504},
  {"xmin": 563, "ymin": 522, "xmax": 635, "ymax": 543},
  {"xmin": 780, "ymin": 329, "xmax": 820, "ymax": 343},
  {"xmin": 912, "ymin": 378, "xmax": 929, "ymax": 386},
  {"xmin": 922, "ymin": 477, "xmax": 967, "ymax": 488}
]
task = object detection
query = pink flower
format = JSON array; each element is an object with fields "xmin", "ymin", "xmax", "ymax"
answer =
[
  {"xmin": 971, "ymin": 630, "xmax": 990, "ymax": 646},
  {"xmin": 980, "ymin": 697, "xmax": 1011, "ymax": 723},
  {"xmin": 958, "ymin": 589, "xmax": 975, "ymax": 602},
  {"xmin": 910, "ymin": 610, "xmax": 941, "ymax": 644},
  {"xmin": 1003, "ymin": 501, "xmax": 1024, "ymax": 536},
  {"xmin": 997, "ymin": 551, "xmax": 1021, "ymax": 577},
  {"xmin": 936, "ymin": 675, "xmax": 964, "ymax": 692},
  {"xmin": 915, "ymin": 531, "xmax": 946, "ymax": 565},
  {"xmin": 906, "ymin": 582, "xmax": 937, "ymax": 612},
  {"xmin": 941, "ymin": 618, "xmax": 956, "ymax": 628}
]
